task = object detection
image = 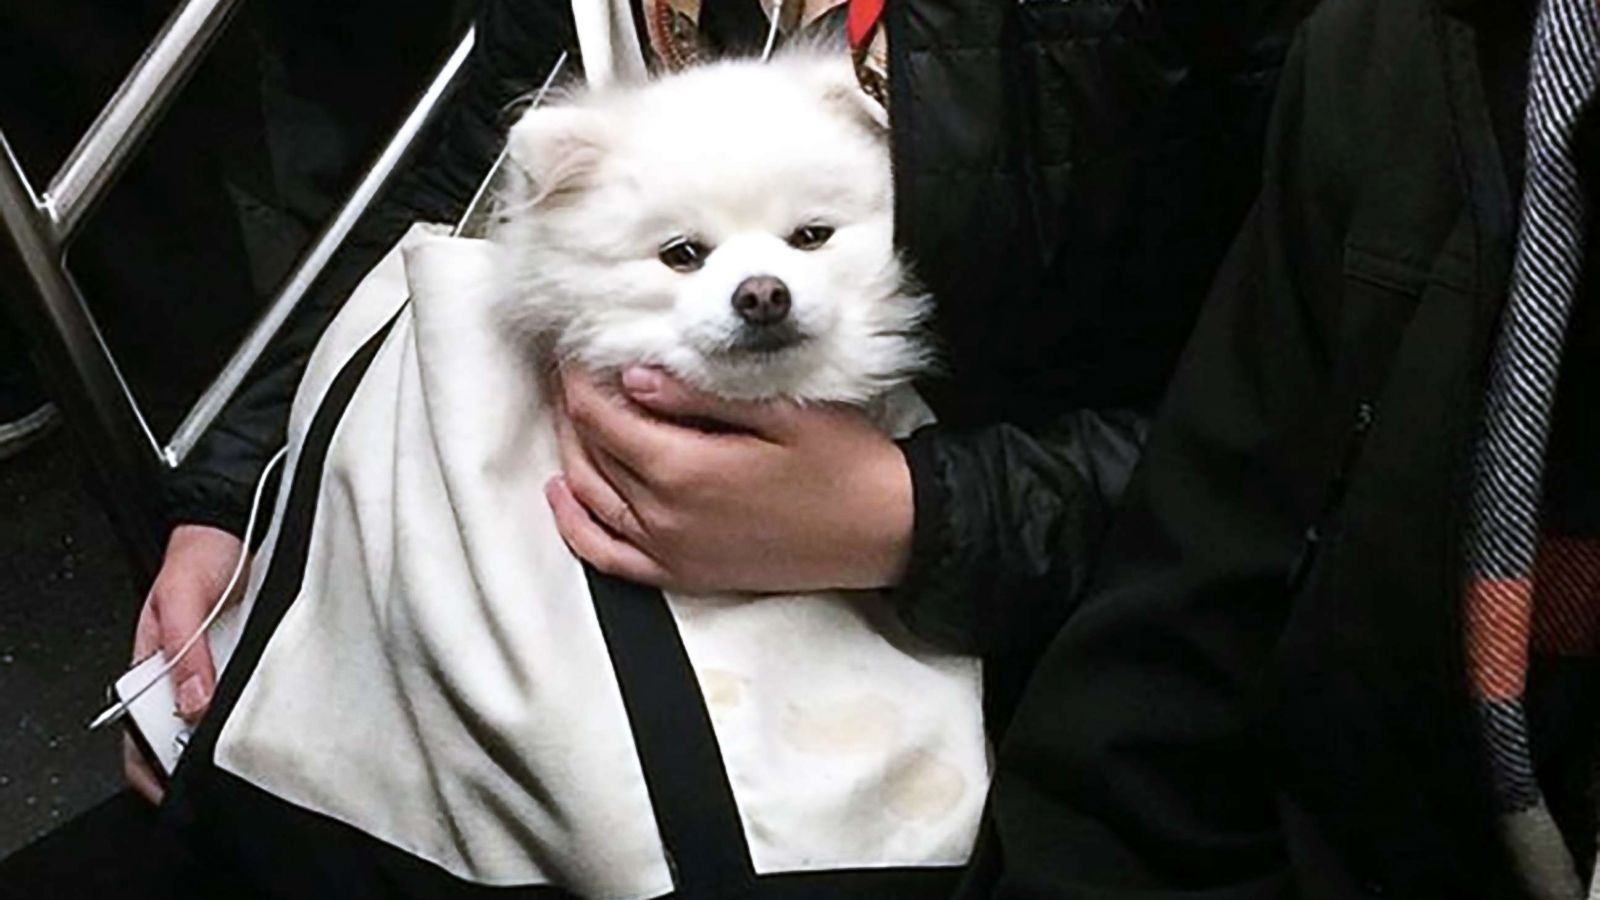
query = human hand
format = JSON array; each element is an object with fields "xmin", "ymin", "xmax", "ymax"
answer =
[
  {"xmin": 123, "ymin": 523, "xmax": 245, "ymax": 803},
  {"xmin": 547, "ymin": 366, "xmax": 914, "ymax": 594}
]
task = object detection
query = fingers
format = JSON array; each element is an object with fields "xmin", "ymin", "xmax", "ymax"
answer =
[
  {"xmin": 545, "ymin": 476, "xmax": 674, "ymax": 586},
  {"xmin": 146, "ymin": 525, "xmax": 245, "ymax": 722},
  {"xmin": 154, "ymin": 579, "xmax": 218, "ymax": 723},
  {"xmin": 123, "ymin": 734, "xmax": 165, "ymax": 805},
  {"xmin": 620, "ymin": 366, "xmax": 797, "ymax": 439},
  {"xmin": 555, "ymin": 412, "xmax": 645, "ymax": 541}
]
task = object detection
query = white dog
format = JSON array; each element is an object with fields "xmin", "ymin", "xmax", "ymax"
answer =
[{"xmin": 495, "ymin": 50, "xmax": 929, "ymax": 405}]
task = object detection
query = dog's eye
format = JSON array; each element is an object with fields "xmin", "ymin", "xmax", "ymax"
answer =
[
  {"xmin": 788, "ymin": 224, "xmax": 834, "ymax": 251},
  {"xmin": 659, "ymin": 237, "xmax": 708, "ymax": 272}
]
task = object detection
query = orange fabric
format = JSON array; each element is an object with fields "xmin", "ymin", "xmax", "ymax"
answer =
[
  {"xmin": 1530, "ymin": 537, "xmax": 1600, "ymax": 654},
  {"xmin": 1465, "ymin": 576, "xmax": 1533, "ymax": 701}
]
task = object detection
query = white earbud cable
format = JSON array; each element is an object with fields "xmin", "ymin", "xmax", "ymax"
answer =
[
  {"xmin": 761, "ymin": 0, "xmax": 783, "ymax": 61},
  {"xmin": 455, "ymin": 50, "xmax": 570, "ymax": 237}
]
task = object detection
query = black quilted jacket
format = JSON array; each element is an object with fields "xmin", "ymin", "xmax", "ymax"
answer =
[{"xmin": 165, "ymin": 0, "xmax": 1305, "ymax": 715}]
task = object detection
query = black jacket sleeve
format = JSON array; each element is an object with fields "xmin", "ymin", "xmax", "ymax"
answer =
[
  {"xmin": 163, "ymin": 0, "xmax": 575, "ymax": 536},
  {"xmin": 894, "ymin": 410, "xmax": 1149, "ymax": 656},
  {"xmin": 981, "ymin": 30, "xmax": 1326, "ymax": 898}
]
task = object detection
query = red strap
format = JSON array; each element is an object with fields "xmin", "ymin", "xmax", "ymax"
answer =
[{"xmin": 847, "ymin": 0, "xmax": 886, "ymax": 49}]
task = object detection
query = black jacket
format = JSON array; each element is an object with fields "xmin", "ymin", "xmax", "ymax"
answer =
[
  {"xmin": 971, "ymin": 0, "xmax": 1600, "ymax": 896},
  {"xmin": 165, "ymin": 0, "xmax": 1302, "ymax": 700}
]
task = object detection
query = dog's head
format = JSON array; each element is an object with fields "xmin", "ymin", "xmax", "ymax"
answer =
[{"xmin": 495, "ymin": 51, "xmax": 927, "ymax": 404}]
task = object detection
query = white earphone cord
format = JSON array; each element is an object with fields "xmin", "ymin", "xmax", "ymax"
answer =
[
  {"xmin": 761, "ymin": 0, "xmax": 783, "ymax": 61},
  {"xmin": 88, "ymin": 445, "xmax": 290, "ymax": 731},
  {"xmin": 454, "ymin": 50, "xmax": 569, "ymax": 237}
]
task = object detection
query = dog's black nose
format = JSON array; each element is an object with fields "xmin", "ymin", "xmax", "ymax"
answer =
[{"xmin": 731, "ymin": 275, "xmax": 791, "ymax": 326}]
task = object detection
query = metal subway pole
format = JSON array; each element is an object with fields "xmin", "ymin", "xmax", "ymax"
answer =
[
  {"xmin": 0, "ymin": 0, "xmax": 242, "ymax": 583},
  {"xmin": 164, "ymin": 26, "xmax": 479, "ymax": 466},
  {"xmin": 0, "ymin": 4, "xmax": 474, "ymax": 584},
  {"xmin": 43, "ymin": 0, "xmax": 243, "ymax": 242},
  {"xmin": 0, "ymin": 134, "xmax": 164, "ymax": 581}
]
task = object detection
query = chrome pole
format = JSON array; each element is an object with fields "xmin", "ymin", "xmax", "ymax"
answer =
[
  {"xmin": 43, "ymin": 0, "xmax": 243, "ymax": 242},
  {"xmin": 0, "ymin": 130, "xmax": 165, "ymax": 579},
  {"xmin": 163, "ymin": 27, "xmax": 478, "ymax": 466}
]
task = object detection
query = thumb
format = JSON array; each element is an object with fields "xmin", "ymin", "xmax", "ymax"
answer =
[
  {"xmin": 155, "ymin": 578, "xmax": 219, "ymax": 723},
  {"xmin": 621, "ymin": 366, "xmax": 797, "ymax": 438}
]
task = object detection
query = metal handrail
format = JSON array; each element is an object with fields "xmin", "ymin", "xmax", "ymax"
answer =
[
  {"xmin": 0, "ymin": 2, "xmax": 477, "ymax": 581},
  {"xmin": 43, "ymin": 0, "xmax": 243, "ymax": 243},
  {"xmin": 164, "ymin": 27, "xmax": 477, "ymax": 466},
  {"xmin": 0, "ymin": 129, "xmax": 165, "ymax": 576}
]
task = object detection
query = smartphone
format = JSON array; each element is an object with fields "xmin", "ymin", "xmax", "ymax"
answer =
[{"xmin": 114, "ymin": 653, "xmax": 196, "ymax": 780}]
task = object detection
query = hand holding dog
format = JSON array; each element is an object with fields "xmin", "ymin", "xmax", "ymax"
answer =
[{"xmin": 548, "ymin": 366, "xmax": 913, "ymax": 595}]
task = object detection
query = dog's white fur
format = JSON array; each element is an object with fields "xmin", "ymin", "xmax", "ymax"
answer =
[{"xmin": 494, "ymin": 50, "xmax": 928, "ymax": 404}]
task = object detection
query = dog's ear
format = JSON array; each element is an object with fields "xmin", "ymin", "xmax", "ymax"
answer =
[
  {"xmin": 506, "ymin": 105, "xmax": 611, "ymax": 205},
  {"xmin": 799, "ymin": 57, "xmax": 888, "ymax": 136}
]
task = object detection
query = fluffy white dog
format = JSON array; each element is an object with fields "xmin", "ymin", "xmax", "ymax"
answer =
[
  {"xmin": 198, "ymin": 49, "xmax": 987, "ymax": 892},
  {"xmin": 495, "ymin": 50, "xmax": 929, "ymax": 405}
]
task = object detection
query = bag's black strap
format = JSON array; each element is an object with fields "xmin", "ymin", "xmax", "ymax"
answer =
[{"xmin": 587, "ymin": 572, "xmax": 757, "ymax": 897}]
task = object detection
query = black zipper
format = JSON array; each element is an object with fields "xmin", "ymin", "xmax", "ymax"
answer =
[{"xmin": 1287, "ymin": 399, "xmax": 1377, "ymax": 591}]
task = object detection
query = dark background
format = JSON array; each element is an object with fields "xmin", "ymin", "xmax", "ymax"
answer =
[{"xmin": 0, "ymin": 0, "xmax": 473, "ymax": 856}]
